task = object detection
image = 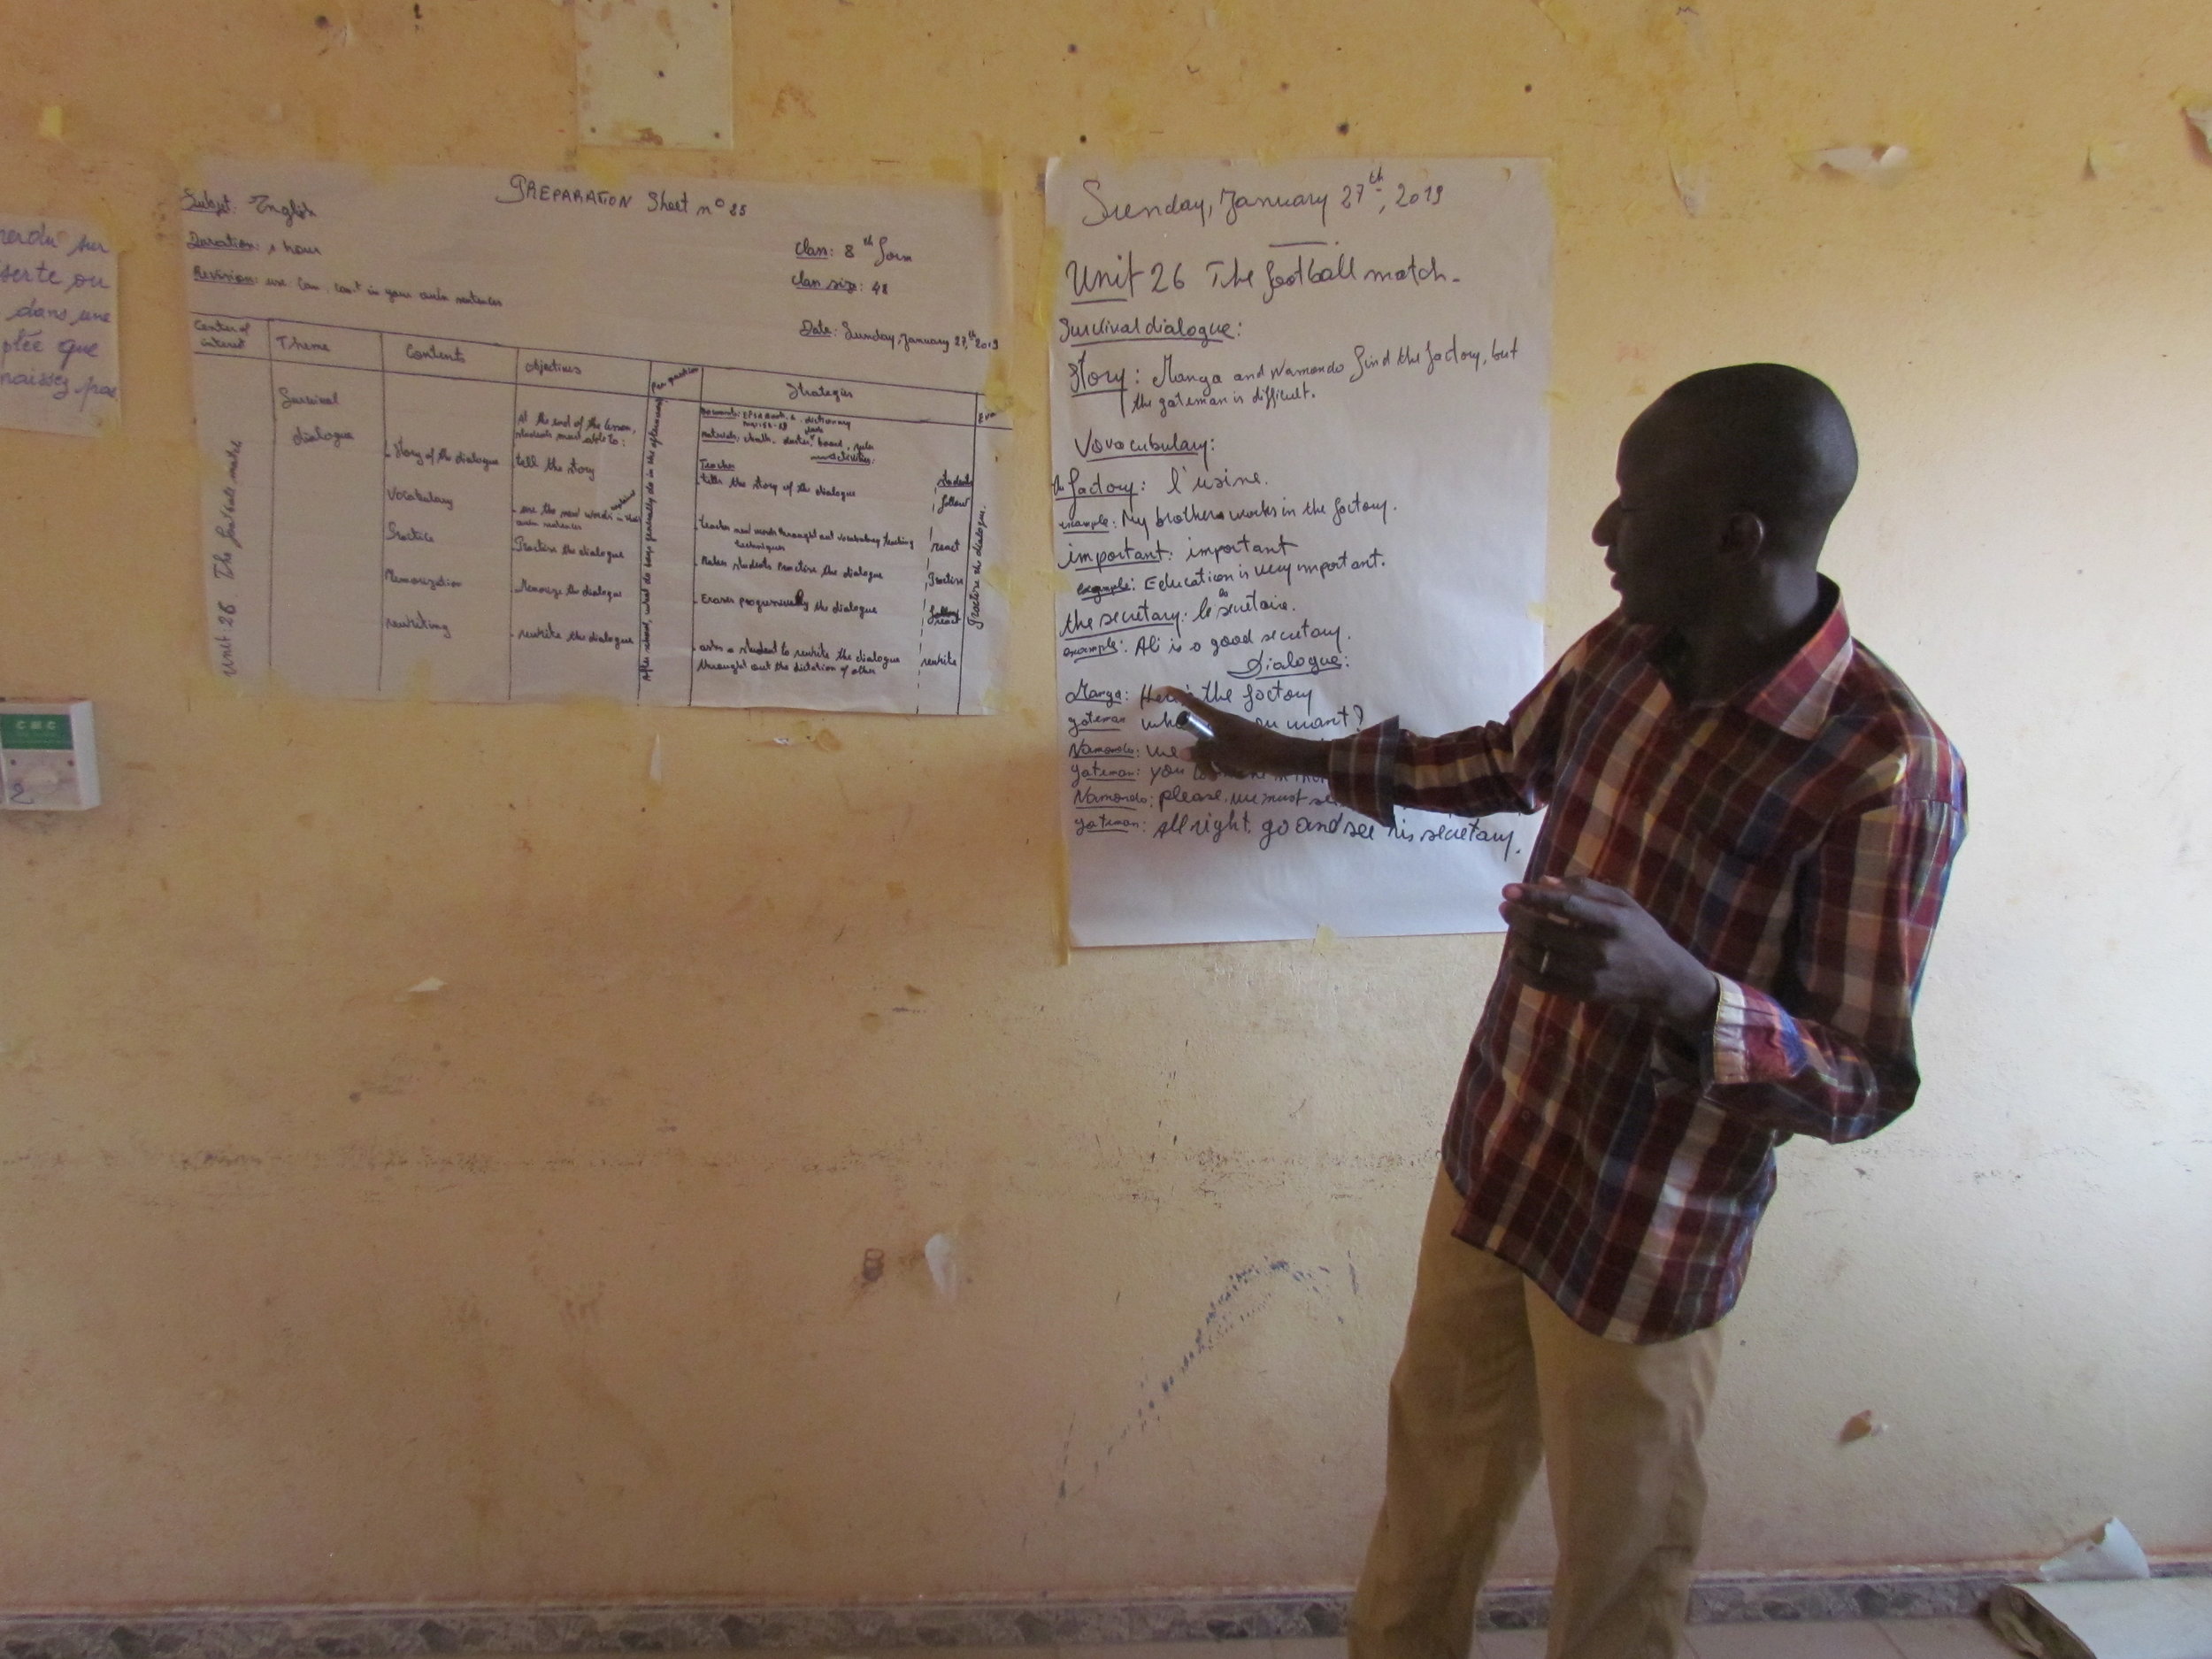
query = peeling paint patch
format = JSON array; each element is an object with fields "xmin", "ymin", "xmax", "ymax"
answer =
[{"xmin": 924, "ymin": 1232, "xmax": 959, "ymax": 1299}]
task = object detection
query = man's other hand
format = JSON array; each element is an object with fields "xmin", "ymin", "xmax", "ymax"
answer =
[
  {"xmin": 1501, "ymin": 874, "xmax": 1722, "ymax": 1035},
  {"xmin": 1156, "ymin": 687, "xmax": 1329, "ymax": 780}
]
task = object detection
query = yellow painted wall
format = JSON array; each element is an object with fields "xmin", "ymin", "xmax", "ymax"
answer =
[{"xmin": 5, "ymin": 0, "xmax": 2211, "ymax": 1608}]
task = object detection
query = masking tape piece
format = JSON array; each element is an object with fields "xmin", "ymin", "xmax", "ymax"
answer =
[{"xmin": 575, "ymin": 0, "xmax": 734, "ymax": 150}]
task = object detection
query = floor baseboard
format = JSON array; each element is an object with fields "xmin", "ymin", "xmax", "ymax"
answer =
[{"xmin": 4, "ymin": 1563, "xmax": 2207, "ymax": 1658}]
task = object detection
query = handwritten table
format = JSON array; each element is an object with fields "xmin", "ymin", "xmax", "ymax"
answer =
[{"xmin": 193, "ymin": 311, "xmax": 996, "ymax": 713}]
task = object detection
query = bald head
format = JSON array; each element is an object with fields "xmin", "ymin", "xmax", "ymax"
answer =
[{"xmin": 1640, "ymin": 364, "xmax": 1859, "ymax": 558}]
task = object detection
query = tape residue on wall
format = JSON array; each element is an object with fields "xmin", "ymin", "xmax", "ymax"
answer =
[{"xmin": 575, "ymin": 0, "xmax": 734, "ymax": 150}]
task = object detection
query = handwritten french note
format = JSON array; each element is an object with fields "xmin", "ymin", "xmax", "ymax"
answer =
[
  {"xmin": 186, "ymin": 160, "xmax": 1006, "ymax": 712},
  {"xmin": 1046, "ymin": 159, "xmax": 1551, "ymax": 946},
  {"xmin": 0, "ymin": 215, "xmax": 119, "ymax": 436}
]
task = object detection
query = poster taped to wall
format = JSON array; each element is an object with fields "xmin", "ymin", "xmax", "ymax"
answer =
[
  {"xmin": 0, "ymin": 214, "xmax": 119, "ymax": 436},
  {"xmin": 1046, "ymin": 157, "xmax": 1551, "ymax": 946},
  {"xmin": 187, "ymin": 160, "xmax": 1008, "ymax": 714}
]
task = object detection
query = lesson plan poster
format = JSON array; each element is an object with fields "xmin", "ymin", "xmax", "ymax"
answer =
[
  {"xmin": 1047, "ymin": 157, "xmax": 1550, "ymax": 946},
  {"xmin": 188, "ymin": 159, "xmax": 1007, "ymax": 714}
]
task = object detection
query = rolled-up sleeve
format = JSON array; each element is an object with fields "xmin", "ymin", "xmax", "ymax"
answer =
[
  {"xmin": 1324, "ymin": 652, "xmax": 1576, "ymax": 828},
  {"xmin": 1326, "ymin": 717, "xmax": 1404, "ymax": 825},
  {"xmin": 1703, "ymin": 797, "xmax": 1967, "ymax": 1141}
]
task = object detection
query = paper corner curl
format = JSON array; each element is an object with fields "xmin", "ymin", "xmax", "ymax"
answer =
[
  {"xmin": 2182, "ymin": 97, "xmax": 2212, "ymax": 157},
  {"xmin": 1669, "ymin": 157, "xmax": 1711, "ymax": 217},
  {"xmin": 1793, "ymin": 143, "xmax": 1913, "ymax": 186},
  {"xmin": 2037, "ymin": 1517, "xmax": 2152, "ymax": 1583},
  {"xmin": 574, "ymin": 0, "xmax": 735, "ymax": 150},
  {"xmin": 2084, "ymin": 141, "xmax": 2130, "ymax": 181}
]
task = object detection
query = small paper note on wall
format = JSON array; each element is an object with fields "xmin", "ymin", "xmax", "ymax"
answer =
[
  {"xmin": 0, "ymin": 215, "xmax": 120, "ymax": 436},
  {"xmin": 574, "ymin": 0, "xmax": 735, "ymax": 150}
]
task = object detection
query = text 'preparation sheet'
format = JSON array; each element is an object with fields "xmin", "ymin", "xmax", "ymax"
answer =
[
  {"xmin": 188, "ymin": 160, "xmax": 1008, "ymax": 714},
  {"xmin": 1047, "ymin": 158, "xmax": 1551, "ymax": 947}
]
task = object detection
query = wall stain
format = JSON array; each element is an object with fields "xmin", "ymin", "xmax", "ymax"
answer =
[
  {"xmin": 554, "ymin": 1351, "xmax": 671, "ymax": 1479},
  {"xmin": 1059, "ymin": 1258, "xmax": 1341, "ymax": 1504}
]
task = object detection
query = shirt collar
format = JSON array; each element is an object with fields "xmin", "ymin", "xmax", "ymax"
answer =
[{"xmin": 1649, "ymin": 577, "xmax": 1855, "ymax": 740}]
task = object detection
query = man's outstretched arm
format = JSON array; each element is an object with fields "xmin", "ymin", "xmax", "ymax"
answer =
[
  {"xmin": 1156, "ymin": 669, "xmax": 1571, "ymax": 825},
  {"xmin": 1154, "ymin": 687, "xmax": 1330, "ymax": 780}
]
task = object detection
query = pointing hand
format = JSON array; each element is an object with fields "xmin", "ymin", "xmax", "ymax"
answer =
[{"xmin": 1155, "ymin": 687, "xmax": 1327, "ymax": 780}]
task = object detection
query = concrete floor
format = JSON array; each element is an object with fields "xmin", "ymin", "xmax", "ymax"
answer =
[
  {"xmin": 477, "ymin": 1622, "xmax": 2025, "ymax": 1659},
  {"xmin": 1084, "ymin": 1625, "xmax": 2019, "ymax": 1659}
]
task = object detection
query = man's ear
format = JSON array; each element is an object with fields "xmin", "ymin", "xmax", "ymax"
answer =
[{"xmin": 1719, "ymin": 508, "xmax": 1769, "ymax": 566}]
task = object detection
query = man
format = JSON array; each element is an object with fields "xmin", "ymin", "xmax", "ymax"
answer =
[{"xmin": 1164, "ymin": 365, "xmax": 1965, "ymax": 1659}]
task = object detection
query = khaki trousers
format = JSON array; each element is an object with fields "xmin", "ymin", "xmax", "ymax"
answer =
[{"xmin": 1348, "ymin": 1166, "xmax": 1724, "ymax": 1659}]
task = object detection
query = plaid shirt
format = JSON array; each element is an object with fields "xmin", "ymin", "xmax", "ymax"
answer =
[{"xmin": 1328, "ymin": 585, "xmax": 1966, "ymax": 1341}]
